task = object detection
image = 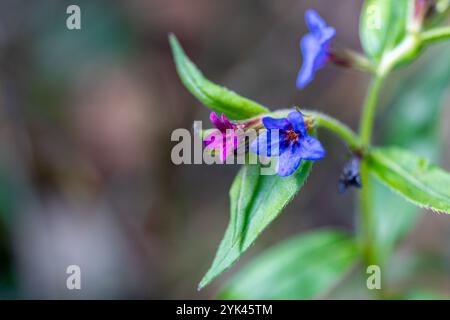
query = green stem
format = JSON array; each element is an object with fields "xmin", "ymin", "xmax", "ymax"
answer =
[
  {"xmin": 359, "ymin": 162, "xmax": 376, "ymax": 264},
  {"xmin": 421, "ymin": 26, "xmax": 450, "ymax": 44},
  {"xmin": 329, "ymin": 49, "xmax": 376, "ymax": 73},
  {"xmin": 359, "ymin": 75, "xmax": 385, "ymax": 146},
  {"xmin": 272, "ymin": 109, "xmax": 361, "ymax": 150},
  {"xmin": 309, "ymin": 111, "xmax": 361, "ymax": 150},
  {"xmin": 357, "ymin": 74, "xmax": 386, "ymax": 289}
]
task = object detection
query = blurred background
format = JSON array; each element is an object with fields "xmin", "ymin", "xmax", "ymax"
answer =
[{"xmin": 0, "ymin": 0, "xmax": 449, "ymax": 299}]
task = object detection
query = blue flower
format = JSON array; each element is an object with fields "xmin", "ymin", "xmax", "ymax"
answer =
[
  {"xmin": 250, "ymin": 111, "xmax": 325, "ymax": 177},
  {"xmin": 296, "ymin": 10, "xmax": 336, "ymax": 89}
]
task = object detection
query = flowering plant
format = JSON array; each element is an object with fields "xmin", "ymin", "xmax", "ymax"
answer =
[{"xmin": 170, "ymin": 0, "xmax": 450, "ymax": 299}]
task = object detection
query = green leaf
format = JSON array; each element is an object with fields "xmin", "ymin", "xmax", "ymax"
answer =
[
  {"xmin": 169, "ymin": 34, "xmax": 269, "ymax": 120},
  {"xmin": 372, "ymin": 44, "xmax": 450, "ymax": 264},
  {"xmin": 368, "ymin": 147, "xmax": 450, "ymax": 214},
  {"xmin": 219, "ymin": 230, "xmax": 359, "ymax": 299},
  {"xmin": 198, "ymin": 161, "xmax": 313, "ymax": 290},
  {"xmin": 359, "ymin": 0, "xmax": 410, "ymax": 61}
]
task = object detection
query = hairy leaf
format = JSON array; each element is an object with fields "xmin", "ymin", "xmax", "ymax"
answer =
[
  {"xmin": 368, "ymin": 147, "xmax": 450, "ymax": 214},
  {"xmin": 169, "ymin": 34, "xmax": 268, "ymax": 120},
  {"xmin": 198, "ymin": 161, "xmax": 313, "ymax": 289},
  {"xmin": 219, "ymin": 230, "xmax": 359, "ymax": 299},
  {"xmin": 360, "ymin": 0, "xmax": 410, "ymax": 60}
]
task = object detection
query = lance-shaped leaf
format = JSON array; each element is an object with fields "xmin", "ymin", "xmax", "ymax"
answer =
[
  {"xmin": 368, "ymin": 147, "xmax": 450, "ymax": 214},
  {"xmin": 169, "ymin": 34, "xmax": 269, "ymax": 120},
  {"xmin": 219, "ymin": 230, "xmax": 359, "ymax": 299},
  {"xmin": 198, "ymin": 161, "xmax": 313, "ymax": 290},
  {"xmin": 360, "ymin": 0, "xmax": 410, "ymax": 60}
]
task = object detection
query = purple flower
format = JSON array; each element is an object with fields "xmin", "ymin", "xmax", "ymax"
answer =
[
  {"xmin": 250, "ymin": 111, "xmax": 325, "ymax": 176},
  {"xmin": 208, "ymin": 112, "xmax": 235, "ymax": 133},
  {"xmin": 296, "ymin": 10, "xmax": 336, "ymax": 89},
  {"xmin": 204, "ymin": 112, "xmax": 239, "ymax": 161},
  {"xmin": 204, "ymin": 112, "xmax": 262, "ymax": 162}
]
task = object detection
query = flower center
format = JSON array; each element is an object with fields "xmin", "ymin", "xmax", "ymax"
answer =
[{"xmin": 286, "ymin": 129, "xmax": 299, "ymax": 142}]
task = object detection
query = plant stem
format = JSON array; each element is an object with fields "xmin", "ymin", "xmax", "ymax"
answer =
[
  {"xmin": 421, "ymin": 26, "xmax": 450, "ymax": 44},
  {"xmin": 329, "ymin": 49, "xmax": 376, "ymax": 73},
  {"xmin": 358, "ymin": 74, "xmax": 386, "ymax": 285},
  {"xmin": 309, "ymin": 111, "xmax": 361, "ymax": 150},
  {"xmin": 359, "ymin": 75, "xmax": 385, "ymax": 146},
  {"xmin": 272, "ymin": 109, "xmax": 361, "ymax": 150},
  {"xmin": 359, "ymin": 161, "xmax": 376, "ymax": 264}
]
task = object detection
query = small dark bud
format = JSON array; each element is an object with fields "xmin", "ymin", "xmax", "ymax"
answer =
[{"xmin": 338, "ymin": 157, "xmax": 362, "ymax": 193}]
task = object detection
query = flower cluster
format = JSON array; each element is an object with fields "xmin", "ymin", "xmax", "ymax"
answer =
[
  {"xmin": 203, "ymin": 10, "xmax": 334, "ymax": 176},
  {"xmin": 204, "ymin": 110, "xmax": 325, "ymax": 176}
]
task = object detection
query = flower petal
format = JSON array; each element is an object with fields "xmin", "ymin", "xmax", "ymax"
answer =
[
  {"xmin": 209, "ymin": 112, "xmax": 223, "ymax": 130},
  {"xmin": 287, "ymin": 111, "xmax": 307, "ymax": 135},
  {"xmin": 297, "ymin": 10, "xmax": 335, "ymax": 89},
  {"xmin": 296, "ymin": 34, "xmax": 321, "ymax": 89},
  {"xmin": 221, "ymin": 138, "xmax": 236, "ymax": 161},
  {"xmin": 305, "ymin": 9, "xmax": 327, "ymax": 36},
  {"xmin": 220, "ymin": 113, "xmax": 234, "ymax": 129},
  {"xmin": 319, "ymin": 26, "xmax": 336, "ymax": 43},
  {"xmin": 204, "ymin": 129, "xmax": 221, "ymax": 147},
  {"xmin": 262, "ymin": 117, "xmax": 291, "ymax": 130},
  {"xmin": 277, "ymin": 143, "xmax": 303, "ymax": 177},
  {"xmin": 305, "ymin": 10, "xmax": 336, "ymax": 43},
  {"xmin": 204, "ymin": 129, "xmax": 237, "ymax": 161},
  {"xmin": 250, "ymin": 129, "xmax": 285, "ymax": 156},
  {"xmin": 298, "ymin": 134, "xmax": 326, "ymax": 160}
]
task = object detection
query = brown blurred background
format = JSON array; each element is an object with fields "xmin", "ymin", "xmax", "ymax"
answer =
[{"xmin": 0, "ymin": 0, "xmax": 449, "ymax": 298}]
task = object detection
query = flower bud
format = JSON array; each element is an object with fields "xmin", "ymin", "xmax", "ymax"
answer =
[{"xmin": 338, "ymin": 157, "xmax": 362, "ymax": 193}]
